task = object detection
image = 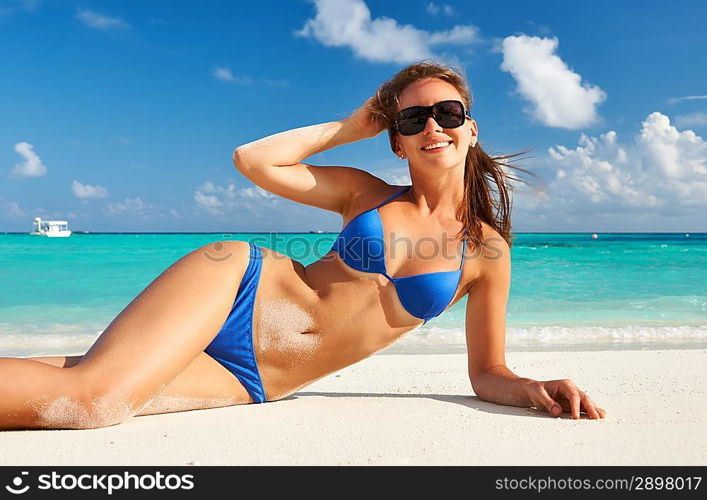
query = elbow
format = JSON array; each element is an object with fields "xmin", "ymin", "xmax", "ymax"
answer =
[
  {"xmin": 467, "ymin": 365, "xmax": 504, "ymax": 393},
  {"xmin": 469, "ymin": 373, "xmax": 483, "ymax": 395},
  {"xmin": 231, "ymin": 146, "xmax": 252, "ymax": 173}
]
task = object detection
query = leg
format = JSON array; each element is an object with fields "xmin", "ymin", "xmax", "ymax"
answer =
[
  {"xmin": 27, "ymin": 353, "xmax": 253, "ymax": 416},
  {"xmin": 27, "ymin": 356, "xmax": 82, "ymax": 368},
  {"xmin": 1, "ymin": 240, "xmax": 253, "ymax": 430}
]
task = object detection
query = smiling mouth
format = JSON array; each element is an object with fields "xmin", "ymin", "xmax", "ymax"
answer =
[{"xmin": 421, "ymin": 141, "xmax": 452, "ymax": 152}]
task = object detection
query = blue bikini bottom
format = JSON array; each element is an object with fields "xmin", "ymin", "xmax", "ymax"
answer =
[{"xmin": 204, "ymin": 242, "xmax": 267, "ymax": 403}]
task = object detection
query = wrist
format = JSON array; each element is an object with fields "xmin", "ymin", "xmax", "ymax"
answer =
[
  {"xmin": 339, "ymin": 116, "xmax": 370, "ymax": 140},
  {"xmin": 519, "ymin": 378, "xmax": 539, "ymax": 402}
]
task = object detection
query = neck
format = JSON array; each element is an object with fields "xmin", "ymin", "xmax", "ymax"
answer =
[{"xmin": 406, "ymin": 164, "xmax": 465, "ymax": 218}]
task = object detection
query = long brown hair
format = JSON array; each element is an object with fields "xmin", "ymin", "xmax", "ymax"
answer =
[{"xmin": 369, "ymin": 61, "xmax": 535, "ymax": 248}]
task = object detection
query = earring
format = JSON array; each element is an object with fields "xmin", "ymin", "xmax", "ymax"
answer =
[{"xmin": 398, "ymin": 153, "xmax": 406, "ymax": 159}]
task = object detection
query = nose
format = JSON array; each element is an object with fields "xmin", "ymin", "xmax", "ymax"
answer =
[{"xmin": 422, "ymin": 115, "xmax": 442, "ymax": 135}]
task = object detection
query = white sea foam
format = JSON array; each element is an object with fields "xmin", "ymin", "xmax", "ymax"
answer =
[
  {"xmin": 0, "ymin": 323, "xmax": 102, "ymax": 357},
  {"xmin": 2, "ymin": 322, "xmax": 706, "ymax": 357},
  {"xmin": 386, "ymin": 324, "xmax": 707, "ymax": 354}
]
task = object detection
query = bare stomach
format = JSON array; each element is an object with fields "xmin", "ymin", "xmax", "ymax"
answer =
[{"xmin": 251, "ymin": 246, "xmax": 423, "ymax": 401}]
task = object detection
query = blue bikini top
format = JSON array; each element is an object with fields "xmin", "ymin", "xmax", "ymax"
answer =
[{"xmin": 331, "ymin": 186, "xmax": 466, "ymax": 323}]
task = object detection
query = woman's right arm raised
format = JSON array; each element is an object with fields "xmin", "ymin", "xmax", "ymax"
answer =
[{"xmin": 232, "ymin": 98, "xmax": 389, "ymax": 215}]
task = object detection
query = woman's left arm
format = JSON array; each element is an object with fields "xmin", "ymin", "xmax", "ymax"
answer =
[{"xmin": 465, "ymin": 235, "xmax": 606, "ymax": 419}]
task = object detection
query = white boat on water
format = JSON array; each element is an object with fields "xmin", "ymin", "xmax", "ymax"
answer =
[{"xmin": 30, "ymin": 217, "xmax": 72, "ymax": 237}]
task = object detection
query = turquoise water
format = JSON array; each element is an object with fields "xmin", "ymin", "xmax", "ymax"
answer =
[{"xmin": 1, "ymin": 232, "xmax": 706, "ymax": 355}]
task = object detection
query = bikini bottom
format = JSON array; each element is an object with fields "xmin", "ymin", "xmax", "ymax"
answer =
[{"xmin": 204, "ymin": 242, "xmax": 267, "ymax": 403}]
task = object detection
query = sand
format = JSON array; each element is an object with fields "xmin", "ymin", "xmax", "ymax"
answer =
[{"xmin": 2, "ymin": 349, "xmax": 705, "ymax": 466}]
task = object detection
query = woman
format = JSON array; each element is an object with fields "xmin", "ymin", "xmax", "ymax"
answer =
[{"xmin": 2, "ymin": 61, "xmax": 605, "ymax": 430}]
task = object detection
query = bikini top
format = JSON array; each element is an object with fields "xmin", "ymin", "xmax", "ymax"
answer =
[{"xmin": 331, "ymin": 186, "xmax": 466, "ymax": 324}]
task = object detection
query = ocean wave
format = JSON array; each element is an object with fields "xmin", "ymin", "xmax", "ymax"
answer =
[
  {"xmin": 388, "ymin": 324, "xmax": 707, "ymax": 353},
  {"xmin": 2, "ymin": 322, "xmax": 705, "ymax": 357}
]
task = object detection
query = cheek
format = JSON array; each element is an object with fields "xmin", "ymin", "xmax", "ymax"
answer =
[{"xmin": 398, "ymin": 137, "xmax": 415, "ymax": 153}]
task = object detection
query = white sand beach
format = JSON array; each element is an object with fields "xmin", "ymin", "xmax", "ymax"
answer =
[{"xmin": 2, "ymin": 349, "xmax": 705, "ymax": 466}]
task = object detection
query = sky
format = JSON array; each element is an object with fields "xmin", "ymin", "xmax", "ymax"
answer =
[{"xmin": 1, "ymin": 0, "xmax": 706, "ymax": 232}]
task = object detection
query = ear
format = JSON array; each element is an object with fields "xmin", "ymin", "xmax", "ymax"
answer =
[
  {"xmin": 469, "ymin": 119, "xmax": 478, "ymax": 147},
  {"xmin": 392, "ymin": 138, "xmax": 404, "ymax": 157}
]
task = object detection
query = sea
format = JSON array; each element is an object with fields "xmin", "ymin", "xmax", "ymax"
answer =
[{"xmin": 1, "ymin": 232, "xmax": 706, "ymax": 356}]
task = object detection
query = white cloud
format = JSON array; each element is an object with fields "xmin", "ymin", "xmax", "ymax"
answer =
[
  {"xmin": 212, "ymin": 66, "xmax": 253, "ymax": 85},
  {"xmin": 71, "ymin": 180, "xmax": 109, "ymax": 200},
  {"xmin": 675, "ymin": 111, "xmax": 707, "ymax": 128},
  {"xmin": 296, "ymin": 0, "xmax": 480, "ymax": 64},
  {"xmin": 106, "ymin": 197, "xmax": 154, "ymax": 218},
  {"xmin": 668, "ymin": 95, "xmax": 707, "ymax": 104},
  {"xmin": 425, "ymin": 3, "xmax": 454, "ymax": 16},
  {"xmin": 517, "ymin": 112, "xmax": 707, "ymax": 223},
  {"xmin": 374, "ymin": 166, "xmax": 412, "ymax": 185},
  {"xmin": 0, "ymin": 198, "xmax": 24, "ymax": 218},
  {"xmin": 212, "ymin": 67, "xmax": 288, "ymax": 88},
  {"xmin": 10, "ymin": 142, "xmax": 47, "ymax": 178},
  {"xmin": 500, "ymin": 35, "xmax": 606, "ymax": 129},
  {"xmin": 194, "ymin": 191, "xmax": 223, "ymax": 214},
  {"xmin": 194, "ymin": 182, "xmax": 279, "ymax": 217},
  {"xmin": 75, "ymin": 9, "xmax": 129, "ymax": 30}
]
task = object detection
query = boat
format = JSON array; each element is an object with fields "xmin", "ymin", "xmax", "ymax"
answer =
[
  {"xmin": 309, "ymin": 229, "xmax": 325, "ymax": 234},
  {"xmin": 30, "ymin": 217, "xmax": 72, "ymax": 237}
]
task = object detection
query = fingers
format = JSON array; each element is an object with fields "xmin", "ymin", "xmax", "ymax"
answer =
[
  {"xmin": 533, "ymin": 384, "xmax": 563, "ymax": 418},
  {"xmin": 579, "ymin": 392, "xmax": 606, "ymax": 419},
  {"xmin": 568, "ymin": 389, "xmax": 582, "ymax": 419},
  {"xmin": 529, "ymin": 380, "xmax": 607, "ymax": 420}
]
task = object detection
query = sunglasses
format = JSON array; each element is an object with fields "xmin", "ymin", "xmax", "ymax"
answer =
[{"xmin": 394, "ymin": 100, "xmax": 471, "ymax": 136}]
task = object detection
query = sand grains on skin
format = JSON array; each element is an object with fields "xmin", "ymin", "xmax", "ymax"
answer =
[
  {"xmin": 31, "ymin": 393, "xmax": 137, "ymax": 430},
  {"xmin": 256, "ymin": 298, "xmax": 321, "ymax": 368}
]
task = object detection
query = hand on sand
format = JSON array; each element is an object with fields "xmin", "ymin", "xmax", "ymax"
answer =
[
  {"xmin": 344, "ymin": 96, "xmax": 388, "ymax": 140},
  {"xmin": 525, "ymin": 378, "xmax": 606, "ymax": 419}
]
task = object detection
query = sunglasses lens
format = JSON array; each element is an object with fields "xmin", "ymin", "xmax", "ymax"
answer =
[
  {"xmin": 396, "ymin": 107, "xmax": 428, "ymax": 136},
  {"xmin": 435, "ymin": 101, "xmax": 465, "ymax": 128}
]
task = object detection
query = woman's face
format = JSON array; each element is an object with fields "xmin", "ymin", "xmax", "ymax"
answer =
[{"xmin": 394, "ymin": 77, "xmax": 478, "ymax": 171}]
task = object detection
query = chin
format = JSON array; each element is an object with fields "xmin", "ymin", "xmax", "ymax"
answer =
[{"xmin": 419, "ymin": 155, "xmax": 464, "ymax": 170}]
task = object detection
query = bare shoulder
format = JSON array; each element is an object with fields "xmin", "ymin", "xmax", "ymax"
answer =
[
  {"xmin": 463, "ymin": 222, "xmax": 511, "ymax": 294},
  {"xmin": 343, "ymin": 173, "xmax": 406, "ymax": 218}
]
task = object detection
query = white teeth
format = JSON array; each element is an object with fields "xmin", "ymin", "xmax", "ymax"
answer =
[{"xmin": 422, "ymin": 141, "xmax": 450, "ymax": 150}]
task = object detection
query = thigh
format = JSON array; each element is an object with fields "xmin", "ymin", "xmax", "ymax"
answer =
[
  {"xmin": 27, "ymin": 353, "xmax": 252, "ymax": 416},
  {"xmin": 27, "ymin": 355, "xmax": 82, "ymax": 368},
  {"xmin": 74, "ymin": 240, "xmax": 252, "ymax": 409},
  {"xmin": 136, "ymin": 352, "xmax": 252, "ymax": 416}
]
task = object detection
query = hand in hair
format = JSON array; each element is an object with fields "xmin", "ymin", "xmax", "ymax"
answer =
[{"xmin": 343, "ymin": 96, "xmax": 388, "ymax": 140}]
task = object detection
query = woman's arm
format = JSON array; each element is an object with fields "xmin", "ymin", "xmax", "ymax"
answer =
[
  {"xmin": 465, "ymin": 234, "xmax": 532, "ymax": 406},
  {"xmin": 465, "ymin": 232, "xmax": 605, "ymax": 419},
  {"xmin": 233, "ymin": 98, "xmax": 389, "ymax": 215}
]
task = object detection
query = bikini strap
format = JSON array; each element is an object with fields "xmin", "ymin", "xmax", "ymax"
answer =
[{"xmin": 372, "ymin": 186, "xmax": 410, "ymax": 210}]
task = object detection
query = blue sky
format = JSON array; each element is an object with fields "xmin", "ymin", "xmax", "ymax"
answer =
[{"xmin": 1, "ymin": 0, "xmax": 706, "ymax": 232}]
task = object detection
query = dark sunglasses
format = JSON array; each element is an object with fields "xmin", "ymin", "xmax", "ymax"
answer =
[{"xmin": 394, "ymin": 100, "xmax": 471, "ymax": 136}]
